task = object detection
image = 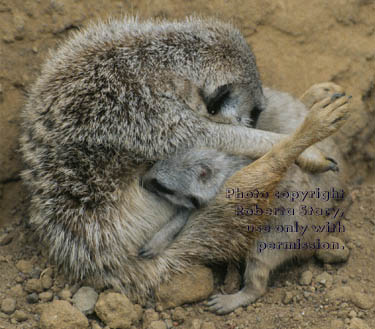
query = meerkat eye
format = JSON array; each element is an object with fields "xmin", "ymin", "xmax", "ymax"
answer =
[
  {"xmin": 205, "ymin": 84, "xmax": 232, "ymax": 115},
  {"xmin": 187, "ymin": 195, "xmax": 200, "ymax": 209},
  {"xmin": 250, "ymin": 105, "xmax": 263, "ymax": 127},
  {"xmin": 149, "ymin": 178, "xmax": 174, "ymax": 195}
]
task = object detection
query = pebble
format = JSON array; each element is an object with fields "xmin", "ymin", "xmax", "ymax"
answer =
[
  {"xmin": 143, "ymin": 308, "xmax": 159, "ymax": 327},
  {"xmin": 165, "ymin": 319, "xmax": 173, "ymax": 329},
  {"xmin": 156, "ymin": 265, "xmax": 213, "ymax": 309},
  {"xmin": 201, "ymin": 322, "xmax": 216, "ymax": 329},
  {"xmin": 58, "ymin": 288, "xmax": 72, "ymax": 300},
  {"xmin": 351, "ymin": 292, "xmax": 373, "ymax": 309},
  {"xmin": 91, "ymin": 322, "xmax": 102, "ymax": 329},
  {"xmin": 41, "ymin": 274, "xmax": 53, "ymax": 290},
  {"xmin": 327, "ymin": 286, "xmax": 352, "ymax": 301},
  {"xmin": 188, "ymin": 318, "xmax": 203, "ymax": 329},
  {"xmin": 95, "ymin": 292, "xmax": 141, "ymax": 329},
  {"xmin": 9, "ymin": 284, "xmax": 24, "ymax": 297},
  {"xmin": 26, "ymin": 292, "xmax": 39, "ymax": 304},
  {"xmin": 15, "ymin": 276, "xmax": 24, "ymax": 284},
  {"xmin": 299, "ymin": 270, "xmax": 313, "ymax": 285},
  {"xmin": 348, "ymin": 310, "xmax": 357, "ymax": 318},
  {"xmin": 1, "ymin": 298, "xmax": 16, "ymax": 314},
  {"xmin": 40, "ymin": 300, "xmax": 89, "ymax": 329},
  {"xmin": 315, "ymin": 237, "xmax": 350, "ymax": 263},
  {"xmin": 171, "ymin": 307, "xmax": 186, "ymax": 322},
  {"xmin": 315, "ymin": 272, "xmax": 333, "ymax": 288},
  {"xmin": 149, "ymin": 321, "xmax": 167, "ymax": 329},
  {"xmin": 72, "ymin": 286, "xmax": 98, "ymax": 315},
  {"xmin": 12, "ymin": 310, "xmax": 28, "ymax": 322},
  {"xmin": 349, "ymin": 317, "xmax": 370, "ymax": 329},
  {"xmin": 15, "ymin": 260, "xmax": 33, "ymax": 274},
  {"xmin": 282, "ymin": 291, "xmax": 293, "ymax": 304},
  {"xmin": 39, "ymin": 291, "xmax": 54, "ymax": 303},
  {"xmin": 25, "ymin": 278, "xmax": 43, "ymax": 293},
  {"xmin": 330, "ymin": 319, "xmax": 345, "ymax": 328}
]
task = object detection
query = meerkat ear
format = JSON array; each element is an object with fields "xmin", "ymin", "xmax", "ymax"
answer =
[{"xmin": 204, "ymin": 84, "xmax": 233, "ymax": 115}]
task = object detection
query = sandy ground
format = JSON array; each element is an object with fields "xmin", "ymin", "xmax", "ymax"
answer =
[{"xmin": 0, "ymin": 0, "xmax": 374, "ymax": 328}]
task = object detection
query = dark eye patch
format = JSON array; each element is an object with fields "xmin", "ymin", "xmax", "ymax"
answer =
[
  {"xmin": 250, "ymin": 105, "xmax": 263, "ymax": 127},
  {"xmin": 205, "ymin": 84, "xmax": 232, "ymax": 115}
]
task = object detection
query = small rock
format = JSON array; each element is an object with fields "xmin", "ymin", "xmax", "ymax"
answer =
[
  {"xmin": 26, "ymin": 293, "xmax": 39, "ymax": 304},
  {"xmin": 348, "ymin": 310, "xmax": 357, "ymax": 318},
  {"xmin": 282, "ymin": 291, "xmax": 293, "ymax": 304},
  {"xmin": 15, "ymin": 276, "xmax": 24, "ymax": 284},
  {"xmin": 149, "ymin": 321, "xmax": 167, "ymax": 329},
  {"xmin": 351, "ymin": 292, "xmax": 373, "ymax": 310},
  {"xmin": 165, "ymin": 319, "xmax": 173, "ymax": 329},
  {"xmin": 9, "ymin": 284, "xmax": 24, "ymax": 297},
  {"xmin": 187, "ymin": 318, "xmax": 203, "ymax": 329},
  {"xmin": 25, "ymin": 278, "xmax": 43, "ymax": 293},
  {"xmin": 95, "ymin": 292, "xmax": 140, "ymax": 329},
  {"xmin": 315, "ymin": 236, "xmax": 350, "ymax": 263},
  {"xmin": 315, "ymin": 272, "xmax": 333, "ymax": 288},
  {"xmin": 299, "ymin": 270, "xmax": 313, "ymax": 285},
  {"xmin": 201, "ymin": 322, "xmax": 216, "ymax": 329},
  {"xmin": 15, "ymin": 260, "xmax": 33, "ymax": 274},
  {"xmin": 171, "ymin": 307, "xmax": 186, "ymax": 322},
  {"xmin": 40, "ymin": 300, "xmax": 89, "ymax": 329},
  {"xmin": 41, "ymin": 274, "xmax": 53, "ymax": 290},
  {"xmin": 12, "ymin": 310, "xmax": 28, "ymax": 322},
  {"xmin": 39, "ymin": 291, "xmax": 54, "ymax": 303},
  {"xmin": 349, "ymin": 317, "xmax": 370, "ymax": 329},
  {"xmin": 59, "ymin": 288, "xmax": 72, "ymax": 300},
  {"xmin": 156, "ymin": 266, "xmax": 214, "ymax": 309},
  {"xmin": 327, "ymin": 286, "xmax": 352, "ymax": 301},
  {"xmin": 72, "ymin": 286, "xmax": 98, "ymax": 315},
  {"xmin": 1, "ymin": 298, "xmax": 16, "ymax": 314},
  {"xmin": 91, "ymin": 322, "xmax": 102, "ymax": 329},
  {"xmin": 330, "ymin": 319, "xmax": 345, "ymax": 329},
  {"xmin": 133, "ymin": 304, "xmax": 143, "ymax": 320},
  {"xmin": 143, "ymin": 309, "xmax": 159, "ymax": 328}
]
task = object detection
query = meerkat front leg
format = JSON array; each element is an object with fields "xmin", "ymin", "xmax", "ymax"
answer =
[{"xmin": 207, "ymin": 93, "xmax": 351, "ymax": 314}]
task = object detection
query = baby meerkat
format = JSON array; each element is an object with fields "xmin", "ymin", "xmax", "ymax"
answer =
[
  {"xmin": 19, "ymin": 16, "xmax": 351, "ymax": 312},
  {"xmin": 139, "ymin": 150, "xmax": 251, "ymax": 258},
  {"xmin": 138, "ymin": 86, "xmax": 348, "ymax": 262}
]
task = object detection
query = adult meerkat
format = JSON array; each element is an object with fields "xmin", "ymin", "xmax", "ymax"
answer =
[{"xmin": 20, "ymin": 17, "xmax": 350, "ymax": 312}]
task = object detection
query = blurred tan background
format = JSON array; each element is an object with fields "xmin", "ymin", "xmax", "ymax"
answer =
[{"xmin": 0, "ymin": 0, "xmax": 374, "ymax": 226}]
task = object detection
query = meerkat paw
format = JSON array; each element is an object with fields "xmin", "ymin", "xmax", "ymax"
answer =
[
  {"xmin": 300, "ymin": 82, "xmax": 345, "ymax": 109},
  {"xmin": 296, "ymin": 145, "xmax": 339, "ymax": 173},
  {"xmin": 296, "ymin": 93, "xmax": 351, "ymax": 172},
  {"xmin": 138, "ymin": 233, "xmax": 172, "ymax": 259},
  {"xmin": 207, "ymin": 291, "xmax": 257, "ymax": 314},
  {"xmin": 304, "ymin": 93, "xmax": 351, "ymax": 140}
]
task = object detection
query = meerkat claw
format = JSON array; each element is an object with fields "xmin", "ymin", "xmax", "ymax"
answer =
[
  {"xmin": 326, "ymin": 157, "xmax": 339, "ymax": 172},
  {"xmin": 138, "ymin": 246, "xmax": 156, "ymax": 259},
  {"xmin": 330, "ymin": 93, "xmax": 346, "ymax": 102}
]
